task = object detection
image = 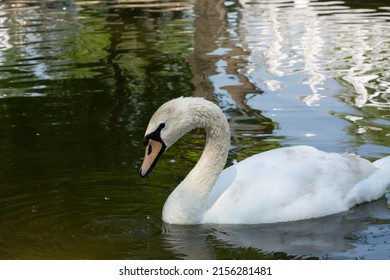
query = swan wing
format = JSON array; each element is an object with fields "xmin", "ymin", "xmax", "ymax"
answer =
[{"xmin": 203, "ymin": 146, "xmax": 381, "ymax": 224}]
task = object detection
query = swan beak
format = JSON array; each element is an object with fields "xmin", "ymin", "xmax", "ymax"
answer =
[{"xmin": 139, "ymin": 139, "xmax": 165, "ymax": 178}]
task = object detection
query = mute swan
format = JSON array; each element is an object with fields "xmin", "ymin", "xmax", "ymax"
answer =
[{"xmin": 139, "ymin": 97, "xmax": 390, "ymax": 224}]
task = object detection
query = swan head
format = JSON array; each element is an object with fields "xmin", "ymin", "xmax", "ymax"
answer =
[{"xmin": 139, "ymin": 97, "xmax": 200, "ymax": 177}]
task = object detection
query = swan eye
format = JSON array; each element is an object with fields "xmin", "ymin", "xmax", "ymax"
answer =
[{"xmin": 143, "ymin": 122, "xmax": 166, "ymax": 146}]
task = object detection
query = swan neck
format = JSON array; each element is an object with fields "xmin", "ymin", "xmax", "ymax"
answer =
[{"xmin": 163, "ymin": 101, "xmax": 230, "ymax": 224}]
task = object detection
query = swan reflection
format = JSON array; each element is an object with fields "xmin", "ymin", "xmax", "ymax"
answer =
[{"xmin": 163, "ymin": 198, "xmax": 389, "ymax": 259}]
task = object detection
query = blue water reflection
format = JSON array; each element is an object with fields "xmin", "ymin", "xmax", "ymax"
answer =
[{"xmin": 237, "ymin": 0, "xmax": 389, "ymax": 158}]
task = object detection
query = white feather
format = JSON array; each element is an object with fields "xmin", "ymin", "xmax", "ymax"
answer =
[{"xmin": 142, "ymin": 97, "xmax": 390, "ymax": 224}]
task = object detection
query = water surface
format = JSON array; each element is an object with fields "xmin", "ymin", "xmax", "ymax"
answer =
[{"xmin": 0, "ymin": 0, "xmax": 389, "ymax": 259}]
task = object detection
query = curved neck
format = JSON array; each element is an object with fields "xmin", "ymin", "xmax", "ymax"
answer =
[{"xmin": 162, "ymin": 101, "xmax": 230, "ymax": 224}]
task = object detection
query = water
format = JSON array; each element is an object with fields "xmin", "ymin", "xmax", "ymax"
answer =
[
  {"xmin": 238, "ymin": 0, "xmax": 390, "ymax": 157},
  {"xmin": 0, "ymin": 0, "xmax": 389, "ymax": 259}
]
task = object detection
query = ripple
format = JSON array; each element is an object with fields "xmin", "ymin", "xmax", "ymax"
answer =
[
  {"xmin": 239, "ymin": 0, "xmax": 390, "ymax": 109},
  {"xmin": 0, "ymin": 171, "xmax": 165, "ymax": 259},
  {"xmin": 0, "ymin": 0, "xmax": 195, "ymax": 100}
]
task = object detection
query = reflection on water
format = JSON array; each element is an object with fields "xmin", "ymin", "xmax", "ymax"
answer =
[
  {"xmin": 0, "ymin": 0, "xmax": 389, "ymax": 259},
  {"xmin": 240, "ymin": 0, "xmax": 389, "ymax": 107},
  {"xmin": 0, "ymin": 0, "xmax": 194, "ymax": 97},
  {"xmin": 164, "ymin": 198, "xmax": 389, "ymax": 259},
  {"xmin": 238, "ymin": 0, "xmax": 390, "ymax": 157}
]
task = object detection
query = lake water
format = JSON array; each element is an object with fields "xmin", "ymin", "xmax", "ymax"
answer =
[{"xmin": 0, "ymin": 0, "xmax": 389, "ymax": 259}]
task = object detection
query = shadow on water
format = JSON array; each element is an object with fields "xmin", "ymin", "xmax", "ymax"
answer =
[{"xmin": 0, "ymin": 0, "xmax": 389, "ymax": 259}]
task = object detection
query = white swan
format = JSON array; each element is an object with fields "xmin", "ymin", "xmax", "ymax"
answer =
[{"xmin": 139, "ymin": 97, "xmax": 390, "ymax": 224}]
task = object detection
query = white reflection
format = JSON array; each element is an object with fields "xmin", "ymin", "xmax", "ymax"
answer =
[
  {"xmin": 0, "ymin": 6, "xmax": 12, "ymax": 61},
  {"xmin": 238, "ymin": 0, "xmax": 390, "ymax": 109},
  {"xmin": 343, "ymin": 75, "xmax": 378, "ymax": 108}
]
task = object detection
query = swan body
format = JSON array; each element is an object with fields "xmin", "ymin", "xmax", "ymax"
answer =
[{"xmin": 140, "ymin": 97, "xmax": 390, "ymax": 224}]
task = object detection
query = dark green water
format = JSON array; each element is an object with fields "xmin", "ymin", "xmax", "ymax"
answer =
[{"xmin": 0, "ymin": 0, "xmax": 389, "ymax": 259}]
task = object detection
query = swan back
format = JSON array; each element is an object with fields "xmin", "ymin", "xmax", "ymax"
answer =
[{"xmin": 203, "ymin": 146, "xmax": 384, "ymax": 224}]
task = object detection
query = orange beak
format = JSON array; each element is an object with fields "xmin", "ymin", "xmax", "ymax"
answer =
[{"xmin": 139, "ymin": 139, "xmax": 165, "ymax": 178}]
